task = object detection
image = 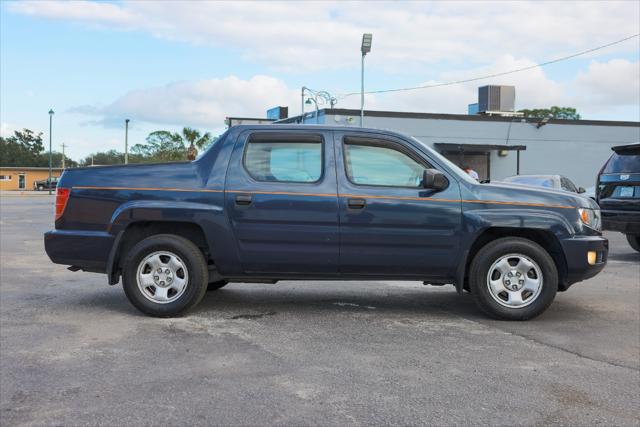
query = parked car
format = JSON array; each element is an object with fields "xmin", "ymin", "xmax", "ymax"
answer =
[
  {"xmin": 33, "ymin": 177, "xmax": 58, "ymax": 191},
  {"xmin": 597, "ymin": 143, "xmax": 640, "ymax": 252},
  {"xmin": 502, "ymin": 174, "xmax": 586, "ymax": 194},
  {"xmin": 44, "ymin": 126, "xmax": 607, "ymax": 320}
]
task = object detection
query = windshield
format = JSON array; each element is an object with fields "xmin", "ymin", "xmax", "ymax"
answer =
[
  {"xmin": 603, "ymin": 152, "xmax": 640, "ymax": 174},
  {"xmin": 503, "ymin": 176, "xmax": 555, "ymax": 188},
  {"xmin": 410, "ymin": 137, "xmax": 478, "ymax": 184}
]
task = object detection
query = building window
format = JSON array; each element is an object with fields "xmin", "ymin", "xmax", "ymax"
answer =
[{"xmin": 0, "ymin": 175, "xmax": 12, "ymax": 181}]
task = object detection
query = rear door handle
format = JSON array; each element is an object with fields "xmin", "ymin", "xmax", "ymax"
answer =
[
  {"xmin": 347, "ymin": 198, "xmax": 366, "ymax": 209},
  {"xmin": 235, "ymin": 193, "xmax": 252, "ymax": 205}
]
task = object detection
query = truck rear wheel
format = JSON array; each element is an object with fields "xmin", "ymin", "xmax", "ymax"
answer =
[
  {"xmin": 626, "ymin": 234, "xmax": 640, "ymax": 252},
  {"xmin": 122, "ymin": 234, "xmax": 208, "ymax": 317},
  {"xmin": 469, "ymin": 237, "xmax": 557, "ymax": 320}
]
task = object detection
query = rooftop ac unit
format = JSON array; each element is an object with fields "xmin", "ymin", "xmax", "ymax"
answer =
[{"xmin": 478, "ymin": 85, "xmax": 515, "ymax": 113}]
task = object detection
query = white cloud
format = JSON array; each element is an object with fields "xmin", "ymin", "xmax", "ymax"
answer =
[
  {"xmin": 10, "ymin": 1, "xmax": 640, "ymax": 71},
  {"xmin": 73, "ymin": 55, "xmax": 639, "ymax": 130},
  {"xmin": 575, "ymin": 59, "xmax": 640, "ymax": 107},
  {"xmin": 71, "ymin": 75, "xmax": 300, "ymax": 128}
]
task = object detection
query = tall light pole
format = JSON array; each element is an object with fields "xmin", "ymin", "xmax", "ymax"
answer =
[
  {"xmin": 301, "ymin": 87, "xmax": 337, "ymax": 124},
  {"xmin": 301, "ymin": 86, "xmax": 309, "ymax": 120},
  {"xmin": 60, "ymin": 143, "xmax": 67, "ymax": 169},
  {"xmin": 48, "ymin": 109, "xmax": 54, "ymax": 195},
  {"xmin": 360, "ymin": 33, "xmax": 372, "ymax": 127},
  {"xmin": 124, "ymin": 119, "xmax": 130, "ymax": 164}
]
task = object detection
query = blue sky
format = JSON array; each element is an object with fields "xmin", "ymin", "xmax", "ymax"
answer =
[{"xmin": 1, "ymin": 0, "xmax": 639, "ymax": 161}]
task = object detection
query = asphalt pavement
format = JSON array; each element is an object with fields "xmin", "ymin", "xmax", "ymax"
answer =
[{"xmin": 1, "ymin": 194, "xmax": 638, "ymax": 426}]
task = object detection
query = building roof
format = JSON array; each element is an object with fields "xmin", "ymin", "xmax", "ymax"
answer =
[
  {"xmin": 277, "ymin": 108, "xmax": 640, "ymax": 128},
  {"xmin": 0, "ymin": 166, "xmax": 65, "ymax": 171}
]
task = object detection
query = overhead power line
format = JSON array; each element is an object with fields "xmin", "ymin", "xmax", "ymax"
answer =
[{"xmin": 339, "ymin": 33, "xmax": 640, "ymax": 98}]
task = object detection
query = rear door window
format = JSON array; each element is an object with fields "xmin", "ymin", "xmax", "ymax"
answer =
[{"xmin": 244, "ymin": 135, "xmax": 323, "ymax": 183}]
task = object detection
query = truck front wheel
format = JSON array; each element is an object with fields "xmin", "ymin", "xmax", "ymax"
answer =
[
  {"xmin": 469, "ymin": 237, "xmax": 558, "ymax": 320},
  {"xmin": 122, "ymin": 234, "xmax": 208, "ymax": 317}
]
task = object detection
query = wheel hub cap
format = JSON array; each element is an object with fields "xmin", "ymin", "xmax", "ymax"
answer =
[
  {"xmin": 136, "ymin": 251, "xmax": 188, "ymax": 304},
  {"xmin": 487, "ymin": 253, "xmax": 543, "ymax": 309}
]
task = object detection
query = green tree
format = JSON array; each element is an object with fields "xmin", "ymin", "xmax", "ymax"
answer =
[
  {"xmin": 131, "ymin": 131, "xmax": 187, "ymax": 162},
  {"xmin": 79, "ymin": 150, "xmax": 125, "ymax": 166},
  {"xmin": 518, "ymin": 106, "xmax": 581, "ymax": 120},
  {"xmin": 180, "ymin": 127, "xmax": 215, "ymax": 151},
  {"xmin": 0, "ymin": 129, "xmax": 45, "ymax": 166},
  {"xmin": 1, "ymin": 129, "xmax": 76, "ymax": 168}
]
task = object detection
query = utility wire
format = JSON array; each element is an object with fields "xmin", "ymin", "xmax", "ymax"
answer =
[{"xmin": 339, "ymin": 33, "xmax": 639, "ymax": 98}]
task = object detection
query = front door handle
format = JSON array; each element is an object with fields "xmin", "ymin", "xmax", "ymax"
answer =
[
  {"xmin": 235, "ymin": 193, "xmax": 252, "ymax": 205},
  {"xmin": 347, "ymin": 198, "xmax": 366, "ymax": 209}
]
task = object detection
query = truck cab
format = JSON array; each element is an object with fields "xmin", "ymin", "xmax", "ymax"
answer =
[{"xmin": 45, "ymin": 125, "xmax": 608, "ymax": 320}]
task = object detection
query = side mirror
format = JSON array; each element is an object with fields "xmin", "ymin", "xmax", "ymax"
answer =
[
  {"xmin": 422, "ymin": 169, "xmax": 449, "ymax": 191},
  {"xmin": 577, "ymin": 187, "xmax": 586, "ymax": 194}
]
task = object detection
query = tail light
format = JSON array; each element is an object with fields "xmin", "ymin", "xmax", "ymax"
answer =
[{"xmin": 55, "ymin": 188, "xmax": 70, "ymax": 220}]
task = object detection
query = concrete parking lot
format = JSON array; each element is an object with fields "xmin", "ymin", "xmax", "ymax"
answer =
[{"xmin": 1, "ymin": 194, "xmax": 638, "ymax": 426}]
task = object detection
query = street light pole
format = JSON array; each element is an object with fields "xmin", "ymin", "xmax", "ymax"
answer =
[
  {"xmin": 48, "ymin": 109, "xmax": 54, "ymax": 195},
  {"xmin": 124, "ymin": 119, "xmax": 130, "ymax": 164},
  {"xmin": 360, "ymin": 33, "xmax": 372, "ymax": 127},
  {"xmin": 301, "ymin": 86, "xmax": 307, "ymax": 120},
  {"xmin": 60, "ymin": 143, "xmax": 67, "ymax": 169}
]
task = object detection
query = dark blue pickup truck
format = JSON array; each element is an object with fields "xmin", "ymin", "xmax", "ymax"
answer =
[{"xmin": 45, "ymin": 125, "xmax": 607, "ymax": 320}]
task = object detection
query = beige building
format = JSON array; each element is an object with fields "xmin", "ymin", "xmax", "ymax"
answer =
[{"xmin": 0, "ymin": 167, "xmax": 64, "ymax": 191}]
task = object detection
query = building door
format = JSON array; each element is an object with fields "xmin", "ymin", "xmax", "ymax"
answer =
[
  {"xmin": 442, "ymin": 152, "xmax": 490, "ymax": 181},
  {"xmin": 334, "ymin": 131, "xmax": 463, "ymax": 279},
  {"xmin": 18, "ymin": 174, "xmax": 25, "ymax": 189}
]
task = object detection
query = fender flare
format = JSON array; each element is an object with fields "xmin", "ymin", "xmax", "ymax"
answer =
[
  {"xmin": 105, "ymin": 200, "xmax": 227, "ymax": 285},
  {"xmin": 454, "ymin": 208, "xmax": 575, "ymax": 292}
]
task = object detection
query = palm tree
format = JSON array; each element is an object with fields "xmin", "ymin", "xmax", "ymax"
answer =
[{"xmin": 180, "ymin": 127, "xmax": 214, "ymax": 160}]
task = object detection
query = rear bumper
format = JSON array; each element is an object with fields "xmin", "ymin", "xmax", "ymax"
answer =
[
  {"xmin": 601, "ymin": 209, "xmax": 640, "ymax": 234},
  {"xmin": 559, "ymin": 235, "xmax": 608, "ymax": 290},
  {"xmin": 44, "ymin": 230, "xmax": 115, "ymax": 273}
]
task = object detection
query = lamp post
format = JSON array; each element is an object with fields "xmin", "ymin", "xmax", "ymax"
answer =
[
  {"xmin": 301, "ymin": 88, "xmax": 337, "ymax": 124},
  {"xmin": 360, "ymin": 33, "xmax": 372, "ymax": 127},
  {"xmin": 48, "ymin": 109, "xmax": 54, "ymax": 195},
  {"xmin": 124, "ymin": 119, "xmax": 130, "ymax": 164}
]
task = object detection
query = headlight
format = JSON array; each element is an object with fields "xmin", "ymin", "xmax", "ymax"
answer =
[{"xmin": 578, "ymin": 208, "xmax": 601, "ymax": 231}]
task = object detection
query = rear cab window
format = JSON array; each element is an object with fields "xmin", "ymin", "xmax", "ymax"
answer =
[{"xmin": 244, "ymin": 134, "xmax": 323, "ymax": 183}]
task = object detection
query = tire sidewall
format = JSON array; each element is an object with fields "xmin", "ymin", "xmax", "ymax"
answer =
[
  {"xmin": 470, "ymin": 238, "xmax": 558, "ymax": 320},
  {"xmin": 122, "ymin": 235, "xmax": 208, "ymax": 317}
]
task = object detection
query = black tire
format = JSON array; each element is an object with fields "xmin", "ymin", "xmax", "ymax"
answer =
[
  {"xmin": 626, "ymin": 234, "xmax": 640, "ymax": 253},
  {"xmin": 207, "ymin": 280, "xmax": 228, "ymax": 291},
  {"xmin": 37, "ymin": 186, "xmax": 43, "ymax": 191},
  {"xmin": 469, "ymin": 237, "xmax": 558, "ymax": 321},
  {"xmin": 122, "ymin": 234, "xmax": 208, "ymax": 317}
]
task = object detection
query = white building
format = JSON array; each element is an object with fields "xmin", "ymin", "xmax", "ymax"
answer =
[{"xmin": 276, "ymin": 108, "xmax": 639, "ymax": 187}]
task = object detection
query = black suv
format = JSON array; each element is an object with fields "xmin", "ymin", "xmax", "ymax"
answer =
[
  {"xmin": 33, "ymin": 177, "xmax": 58, "ymax": 191},
  {"xmin": 597, "ymin": 143, "xmax": 640, "ymax": 252}
]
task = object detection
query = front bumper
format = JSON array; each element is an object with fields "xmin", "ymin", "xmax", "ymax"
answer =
[
  {"xmin": 559, "ymin": 235, "xmax": 608, "ymax": 290},
  {"xmin": 44, "ymin": 230, "xmax": 115, "ymax": 273},
  {"xmin": 601, "ymin": 209, "xmax": 640, "ymax": 234}
]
